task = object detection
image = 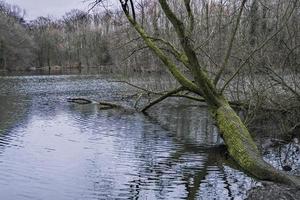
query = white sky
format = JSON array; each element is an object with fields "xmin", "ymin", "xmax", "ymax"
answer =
[{"xmin": 5, "ymin": 0, "xmax": 118, "ymax": 21}]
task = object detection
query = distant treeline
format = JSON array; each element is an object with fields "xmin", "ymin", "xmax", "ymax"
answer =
[{"xmin": 0, "ymin": 0, "xmax": 299, "ymax": 74}]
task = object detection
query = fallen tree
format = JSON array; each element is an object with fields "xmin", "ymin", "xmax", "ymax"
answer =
[{"xmin": 91, "ymin": 0, "xmax": 300, "ymax": 187}]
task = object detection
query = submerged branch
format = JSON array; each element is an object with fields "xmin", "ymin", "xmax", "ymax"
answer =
[
  {"xmin": 67, "ymin": 98, "xmax": 122, "ymax": 109},
  {"xmin": 67, "ymin": 98, "xmax": 93, "ymax": 104}
]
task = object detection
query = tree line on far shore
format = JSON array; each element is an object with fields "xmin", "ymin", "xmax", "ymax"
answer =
[{"xmin": 0, "ymin": 0, "xmax": 299, "ymax": 75}]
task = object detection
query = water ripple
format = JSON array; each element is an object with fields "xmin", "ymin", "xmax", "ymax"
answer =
[{"xmin": 0, "ymin": 75, "xmax": 258, "ymax": 200}]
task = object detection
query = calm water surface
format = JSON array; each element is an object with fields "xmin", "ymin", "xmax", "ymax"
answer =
[{"xmin": 0, "ymin": 75, "xmax": 260, "ymax": 200}]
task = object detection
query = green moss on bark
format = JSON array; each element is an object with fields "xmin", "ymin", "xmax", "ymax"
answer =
[{"xmin": 214, "ymin": 102, "xmax": 300, "ymax": 188}]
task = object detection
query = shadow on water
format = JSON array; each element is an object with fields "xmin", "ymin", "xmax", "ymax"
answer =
[{"xmin": 0, "ymin": 75, "xmax": 260, "ymax": 200}]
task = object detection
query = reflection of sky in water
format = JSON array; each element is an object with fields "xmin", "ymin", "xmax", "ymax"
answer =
[{"xmin": 0, "ymin": 75, "xmax": 260, "ymax": 199}]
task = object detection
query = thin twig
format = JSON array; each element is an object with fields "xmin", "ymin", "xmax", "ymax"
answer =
[
  {"xmin": 122, "ymin": 46, "xmax": 149, "ymax": 61},
  {"xmin": 214, "ymin": 0, "xmax": 247, "ymax": 86},
  {"xmin": 111, "ymin": 80, "xmax": 164, "ymax": 95},
  {"xmin": 141, "ymin": 86, "xmax": 185, "ymax": 112}
]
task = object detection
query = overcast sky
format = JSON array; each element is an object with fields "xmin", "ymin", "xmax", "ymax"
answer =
[{"xmin": 5, "ymin": 0, "xmax": 117, "ymax": 20}]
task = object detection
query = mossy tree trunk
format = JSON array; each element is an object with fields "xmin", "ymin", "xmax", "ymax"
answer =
[
  {"xmin": 118, "ymin": 0, "xmax": 300, "ymax": 187},
  {"xmin": 214, "ymin": 102, "xmax": 300, "ymax": 186}
]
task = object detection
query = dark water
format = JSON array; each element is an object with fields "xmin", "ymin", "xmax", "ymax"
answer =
[{"xmin": 0, "ymin": 75, "xmax": 260, "ymax": 200}]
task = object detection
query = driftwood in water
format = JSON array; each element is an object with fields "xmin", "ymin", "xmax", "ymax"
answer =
[
  {"xmin": 98, "ymin": 101, "xmax": 122, "ymax": 109},
  {"xmin": 67, "ymin": 98, "xmax": 93, "ymax": 104},
  {"xmin": 67, "ymin": 98, "xmax": 122, "ymax": 109}
]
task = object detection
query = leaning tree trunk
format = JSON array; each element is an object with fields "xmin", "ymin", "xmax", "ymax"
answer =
[
  {"xmin": 213, "ymin": 101, "xmax": 300, "ymax": 187},
  {"xmin": 117, "ymin": 0, "xmax": 300, "ymax": 188}
]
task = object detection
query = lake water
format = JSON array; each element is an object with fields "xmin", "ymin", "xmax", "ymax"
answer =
[{"xmin": 0, "ymin": 75, "xmax": 260, "ymax": 200}]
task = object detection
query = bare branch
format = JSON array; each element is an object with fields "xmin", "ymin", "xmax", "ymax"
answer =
[
  {"xmin": 129, "ymin": 0, "xmax": 136, "ymax": 21},
  {"xmin": 196, "ymin": 46, "xmax": 219, "ymax": 69},
  {"xmin": 184, "ymin": 0, "xmax": 195, "ymax": 34},
  {"xmin": 141, "ymin": 86, "xmax": 185, "ymax": 112},
  {"xmin": 111, "ymin": 80, "xmax": 164, "ymax": 95},
  {"xmin": 147, "ymin": 36, "xmax": 190, "ymax": 67},
  {"xmin": 220, "ymin": 0, "xmax": 298, "ymax": 93},
  {"xmin": 85, "ymin": 0, "xmax": 105, "ymax": 13},
  {"xmin": 123, "ymin": 11, "xmax": 201, "ymax": 95},
  {"xmin": 122, "ymin": 46, "xmax": 149, "ymax": 61},
  {"xmin": 158, "ymin": 0, "xmax": 221, "ymax": 106},
  {"xmin": 214, "ymin": 0, "xmax": 247, "ymax": 86},
  {"xmin": 263, "ymin": 66, "xmax": 300, "ymax": 99},
  {"xmin": 113, "ymin": 37, "xmax": 141, "ymax": 50}
]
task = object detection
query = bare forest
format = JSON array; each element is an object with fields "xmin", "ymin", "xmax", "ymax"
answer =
[{"xmin": 0, "ymin": 0, "xmax": 298, "ymax": 74}]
